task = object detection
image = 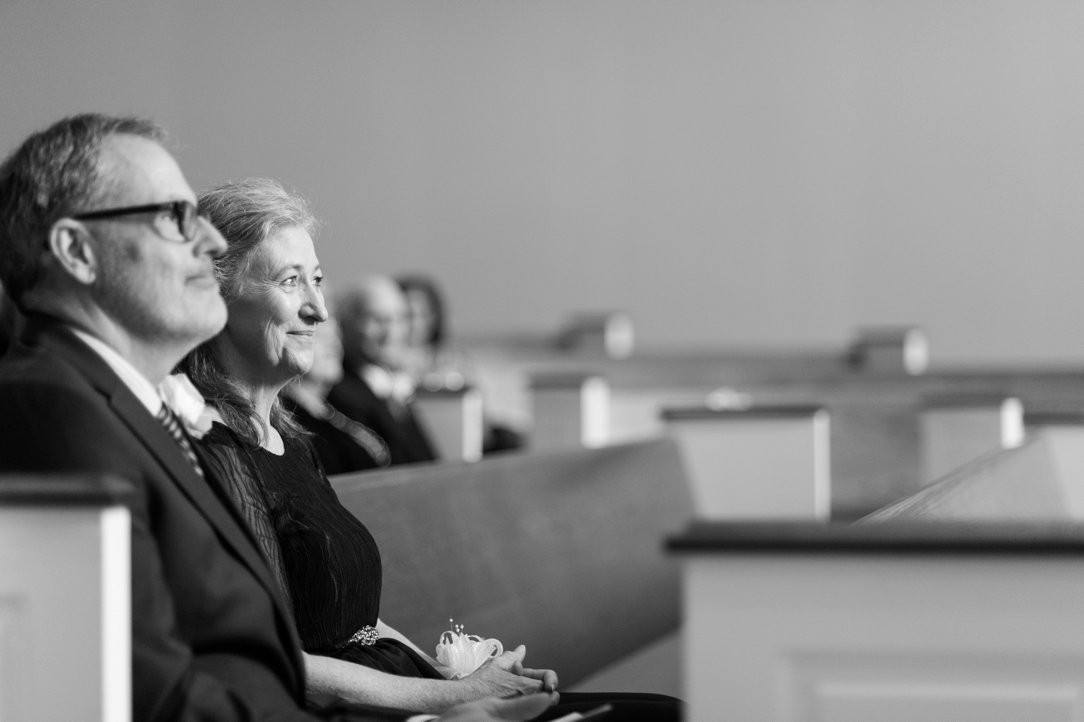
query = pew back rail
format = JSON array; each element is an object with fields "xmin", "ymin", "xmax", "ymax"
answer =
[{"xmin": 866, "ymin": 427, "xmax": 1084, "ymax": 521}]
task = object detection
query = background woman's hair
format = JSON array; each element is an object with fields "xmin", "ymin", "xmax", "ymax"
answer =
[
  {"xmin": 181, "ymin": 177, "xmax": 319, "ymax": 446},
  {"xmin": 396, "ymin": 273, "xmax": 447, "ymax": 348}
]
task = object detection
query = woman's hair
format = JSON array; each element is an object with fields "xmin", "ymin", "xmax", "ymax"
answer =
[
  {"xmin": 180, "ymin": 177, "xmax": 319, "ymax": 447},
  {"xmin": 0, "ymin": 280, "xmax": 23, "ymax": 358},
  {"xmin": 395, "ymin": 273, "xmax": 447, "ymax": 349}
]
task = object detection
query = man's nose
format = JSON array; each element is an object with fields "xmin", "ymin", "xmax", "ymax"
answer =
[{"xmin": 194, "ymin": 216, "xmax": 228, "ymax": 257}]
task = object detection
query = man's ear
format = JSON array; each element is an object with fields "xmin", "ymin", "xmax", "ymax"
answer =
[{"xmin": 47, "ymin": 218, "xmax": 98, "ymax": 285}]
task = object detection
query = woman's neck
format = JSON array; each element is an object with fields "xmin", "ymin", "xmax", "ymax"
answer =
[{"xmin": 242, "ymin": 382, "xmax": 286, "ymax": 455}]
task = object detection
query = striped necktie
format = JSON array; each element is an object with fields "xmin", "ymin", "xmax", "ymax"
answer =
[{"xmin": 156, "ymin": 404, "xmax": 204, "ymax": 477}]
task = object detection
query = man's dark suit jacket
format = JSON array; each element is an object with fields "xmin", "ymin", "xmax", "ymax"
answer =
[
  {"xmin": 0, "ymin": 316, "xmax": 415, "ymax": 721},
  {"xmin": 327, "ymin": 368, "xmax": 438, "ymax": 466}
]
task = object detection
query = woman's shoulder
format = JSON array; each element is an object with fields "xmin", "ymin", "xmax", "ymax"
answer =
[
  {"xmin": 201, "ymin": 418, "xmax": 246, "ymax": 447},
  {"xmin": 281, "ymin": 432, "xmax": 326, "ymax": 476},
  {"xmin": 197, "ymin": 418, "xmax": 263, "ymax": 477}
]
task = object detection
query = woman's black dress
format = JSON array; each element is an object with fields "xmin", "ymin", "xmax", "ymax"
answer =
[
  {"xmin": 199, "ymin": 422, "xmax": 681, "ymax": 721},
  {"xmin": 199, "ymin": 422, "xmax": 442, "ymax": 678}
]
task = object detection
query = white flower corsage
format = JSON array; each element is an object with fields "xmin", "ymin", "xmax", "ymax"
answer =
[
  {"xmin": 435, "ymin": 620, "xmax": 504, "ymax": 679},
  {"xmin": 159, "ymin": 373, "xmax": 214, "ymax": 440}
]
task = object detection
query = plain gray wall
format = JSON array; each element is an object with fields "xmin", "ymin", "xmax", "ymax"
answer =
[{"xmin": 4, "ymin": 0, "xmax": 1084, "ymax": 365}]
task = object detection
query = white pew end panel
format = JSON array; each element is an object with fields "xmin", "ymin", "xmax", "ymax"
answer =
[
  {"xmin": 0, "ymin": 474, "xmax": 132, "ymax": 722},
  {"xmin": 669, "ymin": 522, "xmax": 1084, "ymax": 722},
  {"xmin": 662, "ymin": 404, "xmax": 830, "ymax": 520},
  {"xmin": 529, "ymin": 372, "xmax": 610, "ymax": 451},
  {"xmin": 413, "ymin": 386, "xmax": 485, "ymax": 462},
  {"xmin": 919, "ymin": 394, "xmax": 1024, "ymax": 484}
]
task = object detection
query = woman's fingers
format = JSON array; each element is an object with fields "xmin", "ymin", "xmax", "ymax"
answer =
[
  {"xmin": 514, "ymin": 666, "xmax": 559, "ymax": 692},
  {"xmin": 493, "ymin": 644, "xmax": 527, "ymax": 670}
]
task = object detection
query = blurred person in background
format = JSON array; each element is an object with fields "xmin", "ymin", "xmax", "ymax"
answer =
[
  {"xmin": 283, "ymin": 316, "xmax": 391, "ymax": 474},
  {"xmin": 396, "ymin": 273, "xmax": 522, "ymax": 455},
  {"xmin": 330, "ymin": 276, "xmax": 438, "ymax": 465},
  {"xmin": 396, "ymin": 273, "xmax": 464, "ymax": 392}
]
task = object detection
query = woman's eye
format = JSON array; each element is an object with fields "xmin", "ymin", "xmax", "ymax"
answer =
[
  {"xmin": 313, "ymin": 275, "xmax": 325, "ymax": 287},
  {"xmin": 281, "ymin": 276, "xmax": 298, "ymax": 287}
]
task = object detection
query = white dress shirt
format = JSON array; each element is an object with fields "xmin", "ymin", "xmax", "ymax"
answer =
[{"xmin": 68, "ymin": 327, "xmax": 164, "ymax": 416}]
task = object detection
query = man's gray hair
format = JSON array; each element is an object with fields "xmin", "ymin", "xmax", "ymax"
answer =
[{"xmin": 0, "ymin": 113, "xmax": 165, "ymax": 308}]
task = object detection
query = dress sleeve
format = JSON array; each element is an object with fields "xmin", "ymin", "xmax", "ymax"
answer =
[{"xmin": 197, "ymin": 424, "xmax": 295, "ymax": 612}]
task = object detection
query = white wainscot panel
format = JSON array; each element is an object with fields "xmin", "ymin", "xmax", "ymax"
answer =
[
  {"xmin": 0, "ymin": 597, "xmax": 28, "ymax": 721},
  {"xmin": 682, "ymin": 555, "xmax": 1084, "ymax": 722},
  {"xmin": 789, "ymin": 652, "xmax": 1084, "ymax": 722}
]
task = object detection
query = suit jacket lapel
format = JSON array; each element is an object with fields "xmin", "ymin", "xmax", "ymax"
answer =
[
  {"xmin": 111, "ymin": 388, "xmax": 270, "ymax": 567},
  {"xmin": 29, "ymin": 319, "xmax": 300, "ymax": 641}
]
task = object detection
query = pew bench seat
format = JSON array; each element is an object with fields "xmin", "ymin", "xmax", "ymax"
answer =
[{"xmin": 331, "ymin": 438, "xmax": 692, "ymax": 689}]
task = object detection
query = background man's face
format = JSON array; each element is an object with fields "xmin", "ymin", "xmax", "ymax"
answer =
[{"xmin": 341, "ymin": 281, "xmax": 409, "ymax": 370}]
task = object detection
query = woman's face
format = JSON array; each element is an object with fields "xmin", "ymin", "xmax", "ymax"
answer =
[{"xmin": 220, "ymin": 225, "xmax": 327, "ymax": 387}]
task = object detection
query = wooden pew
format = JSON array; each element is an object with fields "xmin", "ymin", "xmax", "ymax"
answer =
[
  {"xmin": 668, "ymin": 427, "xmax": 1084, "ymax": 721},
  {"xmin": 867, "ymin": 426, "xmax": 1084, "ymax": 521},
  {"xmin": 465, "ymin": 332, "xmax": 1084, "ymax": 516},
  {"xmin": 0, "ymin": 474, "xmax": 133, "ymax": 722},
  {"xmin": 694, "ymin": 375, "xmax": 1084, "ymax": 518},
  {"xmin": 330, "ymin": 438, "xmax": 690, "ymax": 689}
]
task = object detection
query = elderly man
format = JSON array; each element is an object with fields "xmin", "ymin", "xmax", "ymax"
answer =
[
  {"xmin": 330, "ymin": 276, "xmax": 439, "ymax": 465},
  {"xmin": 0, "ymin": 114, "xmax": 554, "ymax": 722}
]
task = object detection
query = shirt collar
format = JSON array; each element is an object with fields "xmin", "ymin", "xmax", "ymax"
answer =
[
  {"xmin": 360, "ymin": 363, "xmax": 416, "ymax": 404},
  {"xmin": 68, "ymin": 327, "xmax": 164, "ymax": 416}
]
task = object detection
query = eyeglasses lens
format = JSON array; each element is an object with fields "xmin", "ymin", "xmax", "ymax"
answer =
[{"xmin": 172, "ymin": 202, "xmax": 197, "ymax": 241}]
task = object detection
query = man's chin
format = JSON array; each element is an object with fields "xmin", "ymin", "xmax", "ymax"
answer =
[{"xmin": 194, "ymin": 301, "xmax": 228, "ymax": 342}]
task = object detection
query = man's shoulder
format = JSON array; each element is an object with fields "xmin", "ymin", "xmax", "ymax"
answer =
[
  {"xmin": 328, "ymin": 370, "xmax": 379, "ymax": 408},
  {"xmin": 0, "ymin": 335, "xmax": 135, "ymax": 473},
  {"xmin": 0, "ymin": 336, "xmax": 89, "ymax": 393}
]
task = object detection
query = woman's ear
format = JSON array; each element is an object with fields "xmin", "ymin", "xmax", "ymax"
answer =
[{"xmin": 47, "ymin": 218, "xmax": 98, "ymax": 285}]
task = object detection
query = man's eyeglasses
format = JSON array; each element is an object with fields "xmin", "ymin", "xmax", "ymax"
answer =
[{"xmin": 71, "ymin": 200, "xmax": 208, "ymax": 243}]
